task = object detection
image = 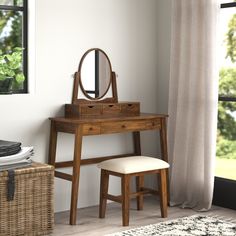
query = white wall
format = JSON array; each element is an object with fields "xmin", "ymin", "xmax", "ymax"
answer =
[
  {"xmin": 156, "ymin": 0, "xmax": 172, "ymax": 114},
  {"xmin": 0, "ymin": 0, "xmax": 172, "ymax": 212}
]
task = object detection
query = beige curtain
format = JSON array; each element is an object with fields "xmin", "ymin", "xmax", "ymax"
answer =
[{"xmin": 168, "ymin": 0, "xmax": 220, "ymax": 210}]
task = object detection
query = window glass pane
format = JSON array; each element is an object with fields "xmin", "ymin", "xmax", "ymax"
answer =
[
  {"xmin": 0, "ymin": 9, "xmax": 24, "ymax": 91},
  {"xmin": 219, "ymin": 7, "xmax": 236, "ymax": 97},
  {"xmin": 219, "ymin": 7, "xmax": 236, "ymax": 66},
  {"xmin": 0, "ymin": 0, "xmax": 23, "ymax": 6},
  {"xmin": 0, "ymin": 10, "xmax": 23, "ymax": 51},
  {"xmin": 219, "ymin": 68, "xmax": 236, "ymax": 97},
  {"xmin": 216, "ymin": 6, "xmax": 236, "ymax": 181},
  {"xmin": 216, "ymin": 101, "xmax": 236, "ymax": 180}
]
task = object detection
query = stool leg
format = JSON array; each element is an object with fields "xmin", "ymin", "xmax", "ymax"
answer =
[
  {"xmin": 121, "ymin": 175, "xmax": 130, "ymax": 226},
  {"xmin": 99, "ymin": 169, "xmax": 109, "ymax": 218},
  {"xmin": 158, "ymin": 169, "xmax": 168, "ymax": 218},
  {"xmin": 136, "ymin": 175, "xmax": 144, "ymax": 210}
]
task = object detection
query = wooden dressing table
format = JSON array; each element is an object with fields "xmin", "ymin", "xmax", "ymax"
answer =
[{"xmin": 48, "ymin": 49, "xmax": 168, "ymax": 225}]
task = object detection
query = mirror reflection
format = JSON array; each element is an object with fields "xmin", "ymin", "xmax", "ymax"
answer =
[{"xmin": 80, "ymin": 49, "xmax": 111, "ymax": 99}]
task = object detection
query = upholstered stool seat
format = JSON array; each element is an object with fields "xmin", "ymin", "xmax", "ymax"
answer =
[{"xmin": 97, "ymin": 156, "xmax": 169, "ymax": 226}]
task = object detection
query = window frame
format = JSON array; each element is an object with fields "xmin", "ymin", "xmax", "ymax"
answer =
[
  {"xmin": 221, "ymin": 2, "xmax": 236, "ymax": 8},
  {"xmin": 0, "ymin": 0, "xmax": 28, "ymax": 93}
]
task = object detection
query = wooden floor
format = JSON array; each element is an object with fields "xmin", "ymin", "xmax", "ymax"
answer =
[{"xmin": 53, "ymin": 196, "xmax": 236, "ymax": 236}]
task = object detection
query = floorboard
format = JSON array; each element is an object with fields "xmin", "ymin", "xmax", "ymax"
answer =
[{"xmin": 53, "ymin": 196, "xmax": 236, "ymax": 236}]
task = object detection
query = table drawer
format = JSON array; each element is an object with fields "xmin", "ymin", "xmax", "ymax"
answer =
[
  {"xmin": 146, "ymin": 119, "xmax": 161, "ymax": 129},
  {"xmin": 101, "ymin": 120, "xmax": 147, "ymax": 134},
  {"xmin": 82, "ymin": 124, "xmax": 101, "ymax": 135}
]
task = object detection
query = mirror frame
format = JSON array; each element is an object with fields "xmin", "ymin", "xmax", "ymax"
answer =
[
  {"xmin": 72, "ymin": 48, "xmax": 118, "ymax": 105},
  {"xmin": 78, "ymin": 48, "xmax": 112, "ymax": 100}
]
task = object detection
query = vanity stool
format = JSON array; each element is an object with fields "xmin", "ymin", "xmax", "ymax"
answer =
[{"xmin": 97, "ymin": 156, "xmax": 169, "ymax": 226}]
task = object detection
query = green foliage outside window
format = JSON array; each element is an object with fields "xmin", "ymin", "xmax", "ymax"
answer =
[
  {"xmin": 0, "ymin": 4, "xmax": 25, "ymax": 92},
  {"xmin": 0, "ymin": 47, "xmax": 25, "ymax": 82},
  {"xmin": 218, "ymin": 69, "xmax": 236, "ymax": 141},
  {"xmin": 0, "ymin": 10, "xmax": 22, "ymax": 53},
  {"xmin": 226, "ymin": 14, "xmax": 236, "ymax": 62},
  {"xmin": 217, "ymin": 10, "xmax": 236, "ymax": 161}
]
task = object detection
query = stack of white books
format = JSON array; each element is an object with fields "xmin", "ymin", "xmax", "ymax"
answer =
[{"xmin": 0, "ymin": 147, "xmax": 33, "ymax": 171}]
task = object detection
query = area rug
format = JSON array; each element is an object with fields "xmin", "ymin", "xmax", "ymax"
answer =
[{"xmin": 106, "ymin": 215, "xmax": 236, "ymax": 236}]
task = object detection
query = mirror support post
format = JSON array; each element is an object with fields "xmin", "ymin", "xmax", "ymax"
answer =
[
  {"xmin": 72, "ymin": 72, "xmax": 80, "ymax": 104},
  {"xmin": 111, "ymin": 72, "xmax": 118, "ymax": 102}
]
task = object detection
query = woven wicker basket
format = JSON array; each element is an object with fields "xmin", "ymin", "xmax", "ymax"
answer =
[{"xmin": 0, "ymin": 162, "xmax": 54, "ymax": 236}]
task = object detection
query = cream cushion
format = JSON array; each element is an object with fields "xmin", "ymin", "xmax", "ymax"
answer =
[{"xmin": 97, "ymin": 156, "xmax": 169, "ymax": 174}]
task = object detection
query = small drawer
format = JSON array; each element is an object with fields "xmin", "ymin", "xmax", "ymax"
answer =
[
  {"xmin": 121, "ymin": 103, "xmax": 140, "ymax": 115},
  {"xmin": 102, "ymin": 104, "xmax": 121, "ymax": 115},
  {"xmin": 146, "ymin": 119, "xmax": 161, "ymax": 129},
  {"xmin": 101, "ymin": 120, "xmax": 147, "ymax": 134},
  {"xmin": 82, "ymin": 124, "xmax": 101, "ymax": 135},
  {"xmin": 80, "ymin": 104, "xmax": 102, "ymax": 116}
]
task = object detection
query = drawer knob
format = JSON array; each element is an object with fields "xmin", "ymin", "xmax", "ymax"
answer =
[
  {"xmin": 89, "ymin": 127, "xmax": 93, "ymax": 131},
  {"xmin": 121, "ymin": 125, "xmax": 126, "ymax": 128}
]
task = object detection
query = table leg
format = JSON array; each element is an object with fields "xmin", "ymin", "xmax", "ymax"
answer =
[
  {"xmin": 133, "ymin": 131, "xmax": 143, "ymax": 209},
  {"xmin": 158, "ymin": 169, "xmax": 168, "ymax": 218},
  {"xmin": 70, "ymin": 126, "xmax": 83, "ymax": 225},
  {"xmin": 160, "ymin": 118, "xmax": 170, "ymax": 203},
  {"xmin": 160, "ymin": 118, "xmax": 168, "ymax": 163},
  {"xmin": 133, "ymin": 131, "xmax": 141, "ymax": 155},
  {"xmin": 48, "ymin": 121, "xmax": 58, "ymax": 166}
]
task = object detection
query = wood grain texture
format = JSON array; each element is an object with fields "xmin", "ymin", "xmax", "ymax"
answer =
[
  {"xmin": 133, "ymin": 131, "xmax": 143, "ymax": 210},
  {"xmin": 72, "ymin": 72, "xmax": 80, "ymax": 105},
  {"xmin": 55, "ymin": 171, "xmax": 72, "ymax": 181},
  {"xmin": 99, "ymin": 170, "xmax": 109, "ymax": 219},
  {"xmin": 106, "ymin": 194, "xmax": 122, "ymax": 203},
  {"xmin": 48, "ymin": 113, "xmax": 169, "ymax": 225},
  {"xmin": 50, "ymin": 113, "xmax": 168, "ymax": 124},
  {"xmin": 111, "ymin": 72, "xmax": 118, "ymax": 103},
  {"xmin": 158, "ymin": 169, "xmax": 168, "ymax": 218},
  {"xmin": 100, "ymin": 120, "xmax": 148, "ymax": 134},
  {"xmin": 160, "ymin": 117, "xmax": 169, "ymax": 203},
  {"xmin": 102, "ymin": 103, "xmax": 121, "ymax": 115},
  {"xmin": 70, "ymin": 126, "xmax": 83, "ymax": 225},
  {"xmin": 55, "ymin": 153, "xmax": 136, "ymax": 168},
  {"xmin": 133, "ymin": 131, "xmax": 141, "ymax": 156},
  {"xmin": 121, "ymin": 174, "xmax": 130, "ymax": 226},
  {"xmin": 99, "ymin": 168, "xmax": 168, "ymax": 226},
  {"xmin": 48, "ymin": 121, "xmax": 58, "ymax": 166},
  {"xmin": 53, "ymin": 197, "xmax": 236, "ymax": 236},
  {"xmin": 136, "ymin": 176, "xmax": 144, "ymax": 210},
  {"xmin": 65, "ymin": 102, "xmax": 140, "ymax": 118},
  {"xmin": 82, "ymin": 124, "xmax": 101, "ymax": 135}
]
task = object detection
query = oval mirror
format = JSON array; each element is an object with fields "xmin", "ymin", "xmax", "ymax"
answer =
[{"xmin": 79, "ymin": 48, "xmax": 112, "ymax": 99}]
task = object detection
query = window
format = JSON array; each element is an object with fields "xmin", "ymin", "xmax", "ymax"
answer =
[
  {"xmin": 216, "ymin": 1, "xmax": 236, "ymax": 180},
  {"xmin": 0, "ymin": 0, "xmax": 27, "ymax": 93},
  {"xmin": 213, "ymin": 0, "xmax": 236, "ymax": 210}
]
